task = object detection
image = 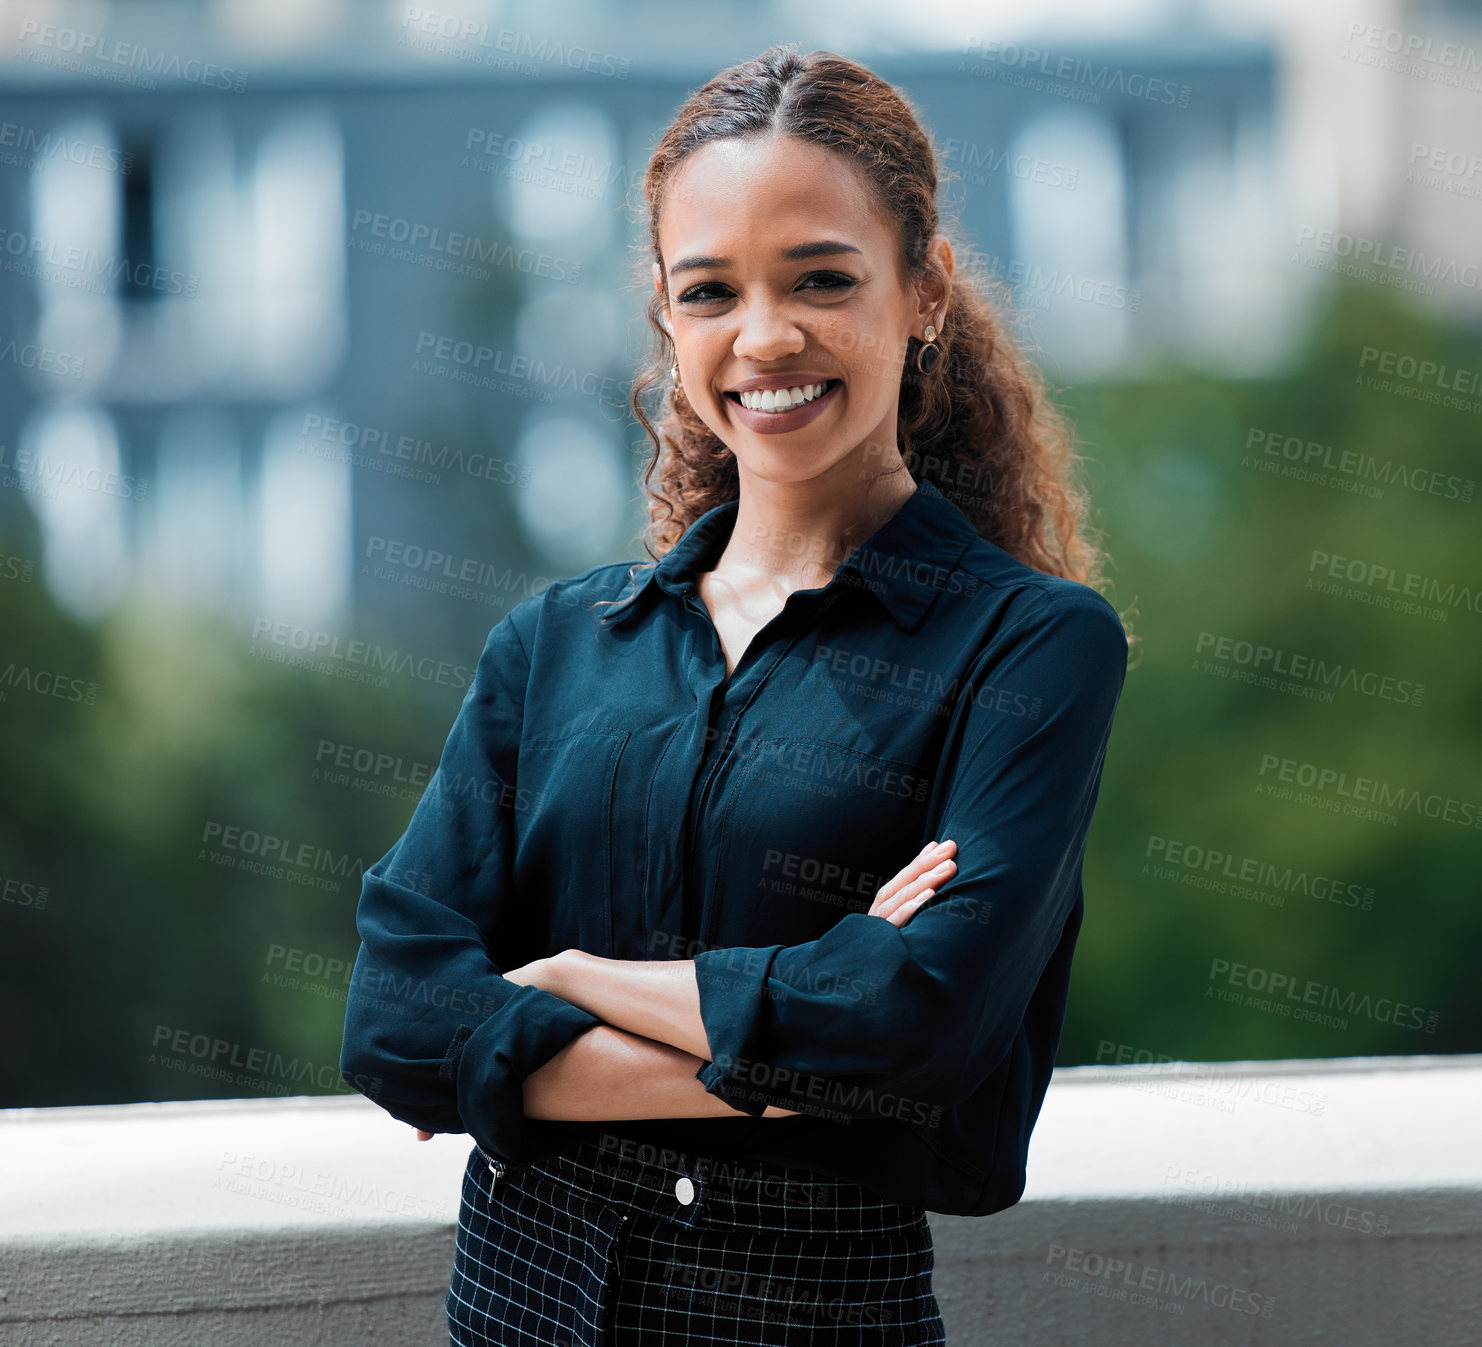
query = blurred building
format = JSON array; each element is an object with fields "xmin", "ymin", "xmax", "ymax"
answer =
[{"xmin": 0, "ymin": 0, "xmax": 1474, "ymax": 644}]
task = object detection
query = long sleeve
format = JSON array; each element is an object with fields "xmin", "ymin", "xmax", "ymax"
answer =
[
  {"xmin": 338, "ymin": 594, "xmax": 603, "ymax": 1162},
  {"xmin": 690, "ymin": 587, "xmax": 1129, "ymax": 1123}
]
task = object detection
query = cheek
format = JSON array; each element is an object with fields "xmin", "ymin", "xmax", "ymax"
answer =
[
  {"xmin": 679, "ymin": 329, "xmax": 728, "ymax": 394},
  {"xmin": 819, "ymin": 314, "xmax": 900, "ymax": 393}
]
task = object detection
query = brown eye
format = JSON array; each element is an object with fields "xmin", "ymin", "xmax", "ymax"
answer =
[
  {"xmin": 678, "ymin": 283, "xmax": 730, "ymax": 304},
  {"xmin": 800, "ymin": 271, "xmax": 856, "ymax": 292}
]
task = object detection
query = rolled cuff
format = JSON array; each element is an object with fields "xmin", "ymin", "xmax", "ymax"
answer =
[
  {"xmin": 693, "ymin": 943, "xmax": 784, "ymax": 1116},
  {"xmin": 455, "ymin": 982, "xmax": 603, "ymax": 1164}
]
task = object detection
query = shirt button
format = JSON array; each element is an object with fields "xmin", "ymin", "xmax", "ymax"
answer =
[{"xmin": 674, "ymin": 1176, "xmax": 695, "ymax": 1205}]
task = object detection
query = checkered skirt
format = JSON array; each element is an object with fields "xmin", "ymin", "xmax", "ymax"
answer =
[{"xmin": 446, "ymin": 1135, "xmax": 948, "ymax": 1345}]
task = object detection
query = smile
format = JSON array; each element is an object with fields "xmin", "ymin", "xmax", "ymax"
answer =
[
  {"xmin": 726, "ymin": 379, "xmax": 841, "ymax": 412},
  {"xmin": 721, "ymin": 376, "xmax": 843, "ymax": 436}
]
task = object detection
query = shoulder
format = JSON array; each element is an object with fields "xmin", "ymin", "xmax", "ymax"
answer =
[
  {"xmin": 536, "ymin": 559, "xmax": 654, "ymax": 619},
  {"xmin": 485, "ymin": 560, "xmax": 653, "ymax": 648},
  {"xmin": 953, "ymin": 537, "xmax": 1128, "ymax": 660}
]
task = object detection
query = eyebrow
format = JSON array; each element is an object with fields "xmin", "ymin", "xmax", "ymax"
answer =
[{"xmin": 668, "ymin": 239, "xmax": 863, "ymax": 278}]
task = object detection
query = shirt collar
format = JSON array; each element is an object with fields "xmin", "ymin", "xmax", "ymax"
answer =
[{"xmin": 599, "ymin": 477, "xmax": 979, "ymax": 633}]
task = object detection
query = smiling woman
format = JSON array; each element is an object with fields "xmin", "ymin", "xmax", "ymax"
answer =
[{"xmin": 340, "ymin": 40, "xmax": 1132, "ymax": 1347}]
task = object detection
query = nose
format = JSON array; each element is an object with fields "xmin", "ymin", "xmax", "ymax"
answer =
[{"xmin": 732, "ymin": 296, "xmax": 806, "ymax": 363}]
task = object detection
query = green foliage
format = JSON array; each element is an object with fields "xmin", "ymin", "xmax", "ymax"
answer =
[
  {"xmin": 1060, "ymin": 279, "xmax": 1482, "ymax": 1065},
  {"xmin": 1, "ymin": 276, "xmax": 1476, "ymax": 1110}
]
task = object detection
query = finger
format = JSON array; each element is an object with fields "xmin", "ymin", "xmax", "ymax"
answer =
[
  {"xmin": 872, "ymin": 841, "xmax": 942, "ymax": 907},
  {"xmin": 880, "ymin": 864, "xmax": 953, "ymax": 921},
  {"xmin": 884, "ymin": 888, "xmax": 934, "ymax": 927},
  {"xmin": 873, "ymin": 857, "xmax": 955, "ymax": 921},
  {"xmin": 416, "ymin": 1130, "xmax": 432, "ymax": 1141},
  {"xmin": 871, "ymin": 840, "xmax": 956, "ymax": 911},
  {"xmin": 869, "ymin": 854, "xmax": 947, "ymax": 919}
]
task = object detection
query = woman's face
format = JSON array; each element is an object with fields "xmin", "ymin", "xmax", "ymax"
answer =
[{"xmin": 654, "ymin": 133, "xmax": 947, "ymax": 487}]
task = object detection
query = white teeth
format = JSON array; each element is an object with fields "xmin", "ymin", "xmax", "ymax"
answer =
[{"xmin": 737, "ymin": 381, "xmax": 831, "ymax": 411}]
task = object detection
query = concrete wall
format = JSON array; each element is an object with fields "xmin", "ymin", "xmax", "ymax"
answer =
[{"xmin": 3, "ymin": 1055, "xmax": 1478, "ymax": 1344}]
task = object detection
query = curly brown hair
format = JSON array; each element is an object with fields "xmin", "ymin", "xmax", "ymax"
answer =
[{"xmin": 603, "ymin": 42, "xmax": 1131, "ymax": 646}]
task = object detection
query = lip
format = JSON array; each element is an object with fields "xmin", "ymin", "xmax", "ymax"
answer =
[
  {"xmin": 723, "ymin": 378, "xmax": 842, "ymax": 435},
  {"xmin": 726, "ymin": 372, "xmax": 837, "ymax": 394}
]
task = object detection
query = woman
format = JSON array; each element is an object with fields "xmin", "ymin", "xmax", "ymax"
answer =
[{"xmin": 340, "ymin": 43, "xmax": 1131, "ymax": 1345}]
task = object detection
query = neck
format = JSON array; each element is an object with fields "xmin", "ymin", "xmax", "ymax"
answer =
[{"xmin": 718, "ymin": 453, "xmax": 918, "ymax": 588}]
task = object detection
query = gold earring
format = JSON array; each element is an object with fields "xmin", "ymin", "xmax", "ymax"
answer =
[
  {"xmin": 671, "ymin": 361, "xmax": 684, "ymax": 399},
  {"xmin": 915, "ymin": 323, "xmax": 941, "ymax": 374}
]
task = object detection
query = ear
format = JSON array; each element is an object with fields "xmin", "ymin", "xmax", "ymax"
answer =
[{"xmin": 915, "ymin": 233, "xmax": 954, "ymax": 331}]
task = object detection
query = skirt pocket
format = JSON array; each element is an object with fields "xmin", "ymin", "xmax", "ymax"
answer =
[{"xmin": 446, "ymin": 1145, "xmax": 628, "ymax": 1347}]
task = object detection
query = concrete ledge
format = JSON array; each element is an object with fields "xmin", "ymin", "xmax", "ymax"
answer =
[
  {"xmin": 3, "ymin": 1055, "xmax": 1479, "ymax": 1344},
  {"xmin": 934, "ymin": 1053, "xmax": 1482, "ymax": 1344}
]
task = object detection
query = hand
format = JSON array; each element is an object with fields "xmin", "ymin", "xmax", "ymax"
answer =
[
  {"xmin": 869, "ymin": 839, "xmax": 957, "ymax": 927},
  {"xmin": 501, "ymin": 955, "xmax": 558, "ymax": 992}
]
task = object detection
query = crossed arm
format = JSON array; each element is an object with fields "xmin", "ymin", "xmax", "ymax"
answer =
[{"xmin": 414, "ymin": 841, "xmax": 955, "ymax": 1133}]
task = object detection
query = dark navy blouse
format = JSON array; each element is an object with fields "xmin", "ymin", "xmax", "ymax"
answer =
[{"xmin": 339, "ymin": 477, "xmax": 1129, "ymax": 1217}]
